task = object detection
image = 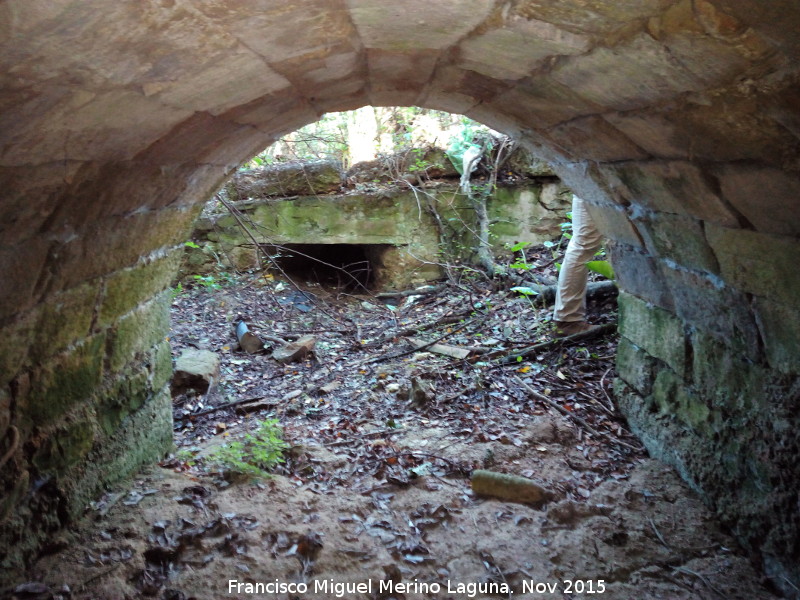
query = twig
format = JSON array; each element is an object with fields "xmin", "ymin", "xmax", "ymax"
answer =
[
  {"xmin": 490, "ymin": 322, "xmax": 617, "ymax": 365},
  {"xmin": 76, "ymin": 564, "xmax": 120, "ymax": 592},
  {"xmin": 598, "ymin": 367, "xmax": 616, "ymax": 414},
  {"xmin": 649, "ymin": 516, "xmax": 671, "ymax": 549},
  {"xmin": 176, "ymin": 396, "xmax": 278, "ymax": 420},
  {"xmin": 361, "ymin": 317, "xmax": 477, "ymax": 365},
  {"xmin": 672, "ymin": 566, "xmax": 727, "ymax": 599},
  {"xmin": 511, "ymin": 375, "xmax": 642, "ymax": 453}
]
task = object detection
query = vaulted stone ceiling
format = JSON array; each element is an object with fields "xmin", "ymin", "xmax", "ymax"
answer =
[{"xmin": 1, "ymin": 0, "xmax": 799, "ymax": 593}]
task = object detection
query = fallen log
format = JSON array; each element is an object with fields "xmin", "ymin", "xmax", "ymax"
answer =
[
  {"xmin": 471, "ymin": 469, "xmax": 553, "ymax": 506},
  {"xmin": 525, "ymin": 280, "xmax": 618, "ymax": 307}
]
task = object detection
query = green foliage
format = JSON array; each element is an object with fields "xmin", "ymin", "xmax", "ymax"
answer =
[
  {"xmin": 192, "ymin": 274, "xmax": 220, "ymax": 290},
  {"xmin": 446, "ymin": 119, "xmax": 493, "ymax": 175},
  {"xmin": 206, "ymin": 419, "xmax": 289, "ymax": 479},
  {"xmin": 587, "ymin": 260, "xmax": 615, "ymax": 279},
  {"xmin": 184, "ymin": 240, "xmax": 201, "ymax": 249},
  {"xmin": 510, "ymin": 286, "xmax": 539, "ymax": 297},
  {"xmin": 170, "ymin": 282, "xmax": 183, "ymax": 299}
]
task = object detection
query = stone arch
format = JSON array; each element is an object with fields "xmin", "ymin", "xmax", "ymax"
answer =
[{"xmin": 1, "ymin": 0, "xmax": 799, "ymax": 591}]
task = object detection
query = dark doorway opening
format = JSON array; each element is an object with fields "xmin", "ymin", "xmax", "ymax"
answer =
[{"xmin": 266, "ymin": 243, "xmax": 389, "ymax": 290}]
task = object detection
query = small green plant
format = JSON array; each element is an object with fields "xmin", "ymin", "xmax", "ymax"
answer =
[
  {"xmin": 185, "ymin": 240, "xmax": 201, "ymax": 249},
  {"xmin": 170, "ymin": 282, "xmax": 184, "ymax": 299},
  {"xmin": 192, "ymin": 274, "xmax": 220, "ymax": 289},
  {"xmin": 205, "ymin": 419, "xmax": 289, "ymax": 479}
]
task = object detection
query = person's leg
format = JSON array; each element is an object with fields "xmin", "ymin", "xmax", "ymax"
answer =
[{"xmin": 553, "ymin": 196, "xmax": 604, "ymax": 325}]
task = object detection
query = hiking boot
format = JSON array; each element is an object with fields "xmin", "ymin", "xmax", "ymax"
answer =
[{"xmin": 552, "ymin": 320, "xmax": 597, "ymax": 337}]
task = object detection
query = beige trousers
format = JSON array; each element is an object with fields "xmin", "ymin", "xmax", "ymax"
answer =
[{"xmin": 553, "ymin": 196, "xmax": 604, "ymax": 323}]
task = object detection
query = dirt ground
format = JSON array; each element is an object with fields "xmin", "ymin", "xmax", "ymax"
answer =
[{"xmin": 6, "ymin": 263, "xmax": 783, "ymax": 600}]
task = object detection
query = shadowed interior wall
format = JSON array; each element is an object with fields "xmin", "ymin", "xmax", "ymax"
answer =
[{"xmin": 0, "ymin": 0, "xmax": 798, "ymax": 593}]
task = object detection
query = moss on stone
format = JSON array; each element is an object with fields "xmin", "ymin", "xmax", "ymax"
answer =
[
  {"xmin": 100, "ymin": 250, "xmax": 182, "ymax": 326},
  {"xmin": 97, "ymin": 367, "xmax": 150, "ymax": 436},
  {"xmin": 32, "ymin": 420, "xmax": 94, "ymax": 474},
  {"xmin": 108, "ymin": 291, "xmax": 170, "ymax": 373},
  {"xmin": 151, "ymin": 338, "xmax": 174, "ymax": 392},
  {"xmin": 618, "ymin": 292, "xmax": 687, "ymax": 374},
  {"xmin": 27, "ymin": 334, "xmax": 105, "ymax": 427}
]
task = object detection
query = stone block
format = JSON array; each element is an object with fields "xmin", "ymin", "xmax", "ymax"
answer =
[
  {"xmin": 691, "ymin": 329, "xmax": 770, "ymax": 414},
  {"xmin": 608, "ymin": 243, "xmax": 674, "ymax": 310},
  {"xmin": 583, "ymin": 201, "xmax": 644, "ymax": 247},
  {"xmin": 550, "ymin": 34, "xmax": 703, "ymax": 111},
  {"xmin": 0, "ymin": 237, "xmax": 52, "ymax": 320},
  {"xmin": 108, "ymin": 292, "xmax": 171, "ymax": 373},
  {"xmin": 97, "ymin": 366, "xmax": 150, "ymax": 436},
  {"xmin": 99, "ymin": 250, "xmax": 182, "ymax": 326},
  {"xmin": 652, "ymin": 368, "xmax": 683, "ymax": 415},
  {"xmin": 661, "ymin": 264, "xmax": 760, "ymax": 358},
  {"xmin": 603, "ymin": 111, "xmax": 692, "ymax": 159},
  {"xmin": 705, "ymin": 223, "xmax": 800, "ymax": 307},
  {"xmin": 172, "ymin": 349, "xmax": 220, "ymax": 394},
  {"xmin": 606, "ymin": 160, "xmax": 740, "ymax": 226},
  {"xmin": 51, "ymin": 206, "xmax": 200, "ymax": 294},
  {"xmin": 29, "ymin": 280, "xmax": 99, "ymax": 364},
  {"xmin": 713, "ymin": 164, "xmax": 800, "ymax": 237},
  {"xmin": 618, "ymin": 291, "xmax": 686, "ymax": 375},
  {"xmin": 458, "ymin": 17, "xmax": 589, "ymax": 81},
  {"xmin": 25, "ymin": 334, "xmax": 105, "ymax": 428},
  {"xmin": 31, "ymin": 420, "xmax": 94, "ymax": 475},
  {"xmin": 616, "ymin": 337, "xmax": 657, "ymax": 396},
  {"xmin": 151, "ymin": 339, "xmax": 174, "ymax": 393},
  {"xmin": 753, "ymin": 297, "xmax": 800, "ymax": 375},
  {"xmin": 633, "ymin": 212, "xmax": 720, "ymax": 274},
  {"xmin": 539, "ymin": 115, "xmax": 650, "ymax": 162},
  {"xmin": 64, "ymin": 387, "xmax": 173, "ymax": 523},
  {"xmin": 229, "ymin": 160, "xmax": 342, "ymax": 199},
  {"xmin": 348, "ymin": 0, "xmax": 494, "ymax": 50}
]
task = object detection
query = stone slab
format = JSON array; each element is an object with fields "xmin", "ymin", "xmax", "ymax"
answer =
[
  {"xmin": 618, "ymin": 291, "xmax": 686, "ymax": 375},
  {"xmin": 606, "ymin": 160, "xmax": 741, "ymax": 226},
  {"xmin": 551, "ymin": 34, "xmax": 703, "ymax": 111},
  {"xmin": 705, "ymin": 223, "xmax": 800, "ymax": 307},
  {"xmin": 633, "ymin": 211, "xmax": 720, "ymax": 274},
  {"xmin": 713, "ymin": 164, "xmax": 800, "ymax": 237}
]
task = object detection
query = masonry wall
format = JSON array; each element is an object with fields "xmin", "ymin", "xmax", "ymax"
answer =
[
  {"xmin": 0, "ymin": 186, "xmax": 205, "ymax": 577},
  {"xmin": 560, "ymin": 162, "xmax": 800, "ymax": 594},
  {"xmin": 2, "ymin": 0, "xmax": 800, "ymax": 594},
  {"xmin": 185, "ymin": 179, "xmax": 571, "ymax": 288}
]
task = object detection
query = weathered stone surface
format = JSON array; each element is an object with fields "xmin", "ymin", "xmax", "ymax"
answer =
[
  {"xmin": 607, "ymin": 243, "xmax": 674, "ymax": 310},
  {"xmin": 583, "ymin": 201, "xmax": 643, "ymax": 247},
  {"xmin": 752, "ymin": 297, "xmax": 800, "ymax": 374},
  {"xmin": 25, "ymin": 334, "xmax": 105, "ymax": 429},
  {"xmin": 713, "ymin": 164, "xmax": 800, "ymax": 237},
  {"xmin": 108, "ymin": 292, "xmax": 170, "ymax": 373},
  {"xmin": 172, "ymin": 349, "xmax": 220, "ymax": 395},
  {"xmin": 616, "ymin": 337, "xmax": 658, "ymax": 396},
  {"xmin": 618, "ymin": 292, "xmax": 686, "ymax": 375},
  {"xmin": 227, "ymin": 161, "xmax": 342, "ymax": 199},
  {"xmin": 606, "ymin": 161, "xmax": 741, "ymax": 226},
  {"xmin": 551, "ymin": 34, "xmax": 705, "ymax": 111},
  {"xmin": 661, "ymin": 264, "xmax": 760, "ymax": 357},
  {"xmin": 459, "ymin": 16, "xmax": 590, "ymax": 81},
  {"xmin": 541, "ymin": 115, "xmax": 650, "ymax": 162},
  {"xmin": 2, "ymin": 0, "xmax": 800, "ymax": 591},
  {"xmin": 706, "ymin": 223, "xmax": 800, "ymax": 306},
  {"xmin": 99, "ymin": 250, "xmax": 181, "ymax": 326},
  {"xmin": 633, "ymin": 211, "xmax": 719, "ymax": 274}
]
